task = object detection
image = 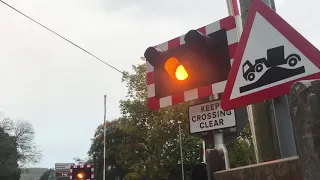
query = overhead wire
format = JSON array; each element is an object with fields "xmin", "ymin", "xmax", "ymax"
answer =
[{"xmin": 0, "ymin": 0, "xmax": 124, "ymax": 74}]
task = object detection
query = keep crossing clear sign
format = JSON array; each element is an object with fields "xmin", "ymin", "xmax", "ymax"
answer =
[{"xmin": 189, "ymin": 100, "xmax": 236, "ymax": 133}]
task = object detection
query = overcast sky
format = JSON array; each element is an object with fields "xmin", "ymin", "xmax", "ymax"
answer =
[{"xmin": 0, "ymin": 0, "xmax": 319, "ymax": 168}]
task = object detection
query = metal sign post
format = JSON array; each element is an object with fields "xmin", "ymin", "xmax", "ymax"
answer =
[
  {"xmin": 55, "ymin": 163, "xmax": 73, "ymax": 179},
  {"xmin": 213, "ymin": 131, "xmax": 230, "ymax": 169},
  {"xmin": 204, "ymin": 95, "xmax": 230, "ymax": 180},
  {"xmin": 210, "ymin": 95, "xmax": 230, "ymax": 170}
]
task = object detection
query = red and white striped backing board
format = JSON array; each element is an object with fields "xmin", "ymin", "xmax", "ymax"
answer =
[
  {"xmin": 69, "ymin": 164, "xmax": 94, "ymax": 180},
  {"xmin": 147, "ymin": 16, "xmax": 241, "ymax": 110}
]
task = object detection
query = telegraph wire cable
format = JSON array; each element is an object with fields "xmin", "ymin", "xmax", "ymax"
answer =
[{"xmin": 0, "ymin": 0, "xmax": 124, "ymax": 74}]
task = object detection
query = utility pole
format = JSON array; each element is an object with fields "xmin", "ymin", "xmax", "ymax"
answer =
[
  {"xmin": 267, "ymin": 0, "xmax": 297, "ymax": 158},
  {"xmin": 239, "ymin": 0, "xmax": 279, "ymax": 164},
  {"xmin": 103, "ymin": 95, "xmax": 107, "ymax": 180},
  {"xmin": 239, "ymin": 0, "xmax": 297, "ymax": 163}
]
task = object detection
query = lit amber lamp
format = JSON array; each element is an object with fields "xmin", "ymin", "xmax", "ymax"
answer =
[{"xmin": 164, "ymin": 57, "xmax": 188, "ymax": 81}]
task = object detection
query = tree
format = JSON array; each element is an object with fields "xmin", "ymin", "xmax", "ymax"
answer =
[
  {"xmin": 88, "ymin": 62, "xmax": 255, "ymax": 180},
  {"xmin": 88, "ymin": 119, "xmax": 127, "ymax": 180},
  {"xmin": 119, "ymin": 64, "xmax": 205, "ymax": 180},
  {"xmin": 227, "ymin": 124, "xmax": 256, "ymax": 168},
  {"xmin": 0, "ymin": 113, "xmax": 42, "ymax": 167},
  {"xmin": 87, "ymin": 64, "xmax": 201, "ymax": 180},
  {"xmin": 13, "ymin": 119, "xmax": 42, "ymax": 166},
  {"xmin": 0, "ymin": 126, "xmax": 21, "ymax": 180}
]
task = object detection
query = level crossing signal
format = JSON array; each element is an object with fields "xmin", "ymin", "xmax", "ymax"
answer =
[
  {"xmin": 71, "ymin": 167, "xmax": 92, "ymax": 180},
  {"xmin": 144, "ymin": 28, "xmax": 231, "ymax": 99}
]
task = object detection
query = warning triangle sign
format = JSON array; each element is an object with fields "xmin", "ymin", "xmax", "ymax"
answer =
[{"xmin": 221, "ymin": 0, "xmax": 320, "ymax": 110}]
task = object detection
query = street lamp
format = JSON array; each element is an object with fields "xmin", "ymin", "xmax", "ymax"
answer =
[
  {"xmin": 177, "ymin": 121, "xmax": 185, "ymax": 180},
  {"xmin": 169, "ymin": 120, "xmax": 185, "ymax": 180}
]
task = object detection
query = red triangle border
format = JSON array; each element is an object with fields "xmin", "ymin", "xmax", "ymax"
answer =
[{"xmin": 221, "ymin": 0, "xmax": 320, "ymax": 110}]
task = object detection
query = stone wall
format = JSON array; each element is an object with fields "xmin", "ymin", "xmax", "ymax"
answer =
[{"xmin": 214, "ymin": 157, "xmax": 301, "ymax": 180}]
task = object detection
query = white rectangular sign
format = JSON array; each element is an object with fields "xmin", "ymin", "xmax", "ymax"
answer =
[
  {"xmin": 55, "ymin": 163, "xmax": 73, "ymax": 170},
  {"xmin": 189, "ymin": 100, "xmax": 236, "ymax": 133}
]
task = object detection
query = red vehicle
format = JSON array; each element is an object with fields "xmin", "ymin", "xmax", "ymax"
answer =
[{"xmin": 243, "ymin": 46, "xmax": 301, "ymax": 81}]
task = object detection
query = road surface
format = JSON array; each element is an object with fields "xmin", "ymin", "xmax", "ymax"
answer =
[{"xmin": 19, "ymin": 168, "xmax": 48, "ymax": 180}]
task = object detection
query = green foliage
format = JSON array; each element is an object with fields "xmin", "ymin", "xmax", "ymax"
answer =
[
  {"xmin": 0, "ymin": 113, "xmax": 42, "ymax": 180},
  {"xmin": 88, "ymin": 120, "xmax": 127, "ymax": 180},
  {"xmin": 227, "ymin": 124, "xmax": 256, "ymax": 168},
  {"xmin": 88, "ymin": 62, "xmax": 255, "ymax": 180},
  {"xmin": 0, "ymin": 127, "xmax": 21, "ymax": 180},
  {"xmin": 0, "ymin": 114, "xmax": 42, "ymax": 167}
]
